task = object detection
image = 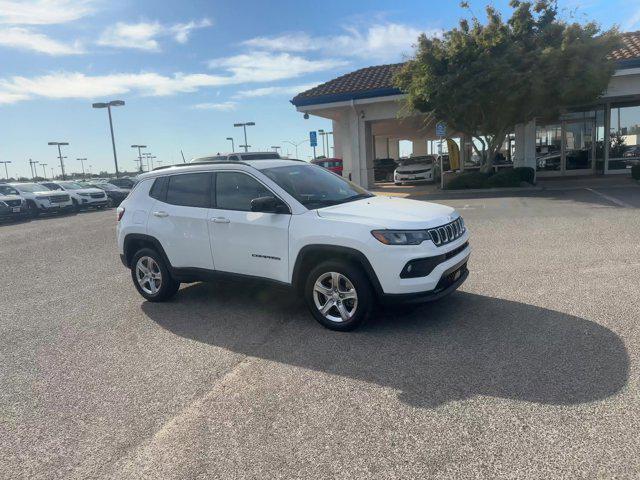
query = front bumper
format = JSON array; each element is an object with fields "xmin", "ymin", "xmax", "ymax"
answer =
[
  {"xmin": 379, "ymin": 259, "xmax": 469, "ymax": 305},
  {"xmin": 395, "ymin": 170, "xmax": 433, "ymax": 183}
]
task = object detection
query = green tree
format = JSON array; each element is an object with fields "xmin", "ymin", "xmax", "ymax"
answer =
[{"xmin": 395, "ymin": 0, "xmax": 620, "ymax": 170}]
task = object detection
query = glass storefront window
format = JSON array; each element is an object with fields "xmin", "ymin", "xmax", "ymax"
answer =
[
  {"xmin": 536, "ymin": 124, "xmax": 562, "ymax": 171},
  {"xmin": 609, "ymin": 103, "xmax": 640, "ymax": 171}
]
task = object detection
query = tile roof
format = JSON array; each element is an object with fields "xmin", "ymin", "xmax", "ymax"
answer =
[
  {"xmin": 292, "ymin": 31, "xmax": 640, "ymax": 107},
  {"xmin": 610, "ymin": 30, "xmax": 640, "ymax": 61}
]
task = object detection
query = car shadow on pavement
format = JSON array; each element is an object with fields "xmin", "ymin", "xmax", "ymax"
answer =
[{"xmin": 142, "ymin": 280, "xmax": 629, "ymax": 409}]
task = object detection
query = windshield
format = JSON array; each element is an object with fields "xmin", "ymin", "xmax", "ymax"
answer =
[
  {"xmin": 261, "ymin": 164, "xmax": 372, "ymax": 209},
  {"xmin": 59, "ymin": 182, "xmax": 83, "ymax": 190},
  {"xmin": 400, "ymin": 156, "xmax": 435, "ymax": 165},
  {"xmin": 0, "ymin": 185, "xmax": 19, "ymax": 195},
  {"xmin": 12, "ymin": 183, "xmax": 47, "ymax": 193}
]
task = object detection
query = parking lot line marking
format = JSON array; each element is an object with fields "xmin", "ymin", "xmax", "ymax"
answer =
[{"xmin": 584, "ymin": 188, "xmax": 634, "ymax": 208}]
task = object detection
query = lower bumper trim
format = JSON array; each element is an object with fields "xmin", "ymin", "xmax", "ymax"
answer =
[{"xmin": 379, "ymin": 262, "xmax": 469, "ymax": 305}]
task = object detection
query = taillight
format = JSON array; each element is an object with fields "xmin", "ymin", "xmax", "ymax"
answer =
[{"xmin": 116, "ymin": 206, "xmax": 125, "ymax": 221}]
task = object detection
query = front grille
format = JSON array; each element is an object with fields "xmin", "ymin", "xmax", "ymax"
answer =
[
  {"xmin": 400, "ymin": 168, "xmax": 430, "ymax": 175},
  {"xmin": 90, "ymin": 192, "xmax": 105, "ymax": 199},
  {"xmin": 50, "ymin": 194, "xmax": 70, "ymax": 203},
  {"xmin": 428, "ymin": 217, "xmax": 465, "ymax": 247},
  {"xmin": 5, "ymin": 199, "xmax": 21, "ymax": 207}
]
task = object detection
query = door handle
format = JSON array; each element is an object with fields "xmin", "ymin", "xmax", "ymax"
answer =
[
  {"xmin": 211, "ymin": 217, "xmax": 230, "ymax": 223},
  {"xmin": 152, "ymin": 211, "xmax": 169, "ymax": 217}
]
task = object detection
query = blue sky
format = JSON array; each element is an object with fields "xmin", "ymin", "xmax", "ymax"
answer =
[{"xmin": 1, "ymin": 0, "xmax": 638, "ymax": 178}]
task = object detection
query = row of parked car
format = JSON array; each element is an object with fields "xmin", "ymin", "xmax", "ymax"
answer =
[{"xmin": 0, "ymin": 177, "xmax": 136, "ymax": 222}]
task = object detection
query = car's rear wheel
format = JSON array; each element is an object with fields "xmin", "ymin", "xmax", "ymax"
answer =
[
  {"xmin": 26, "ymin": 200, "xmax": 39, "ymax": 218},
  {"xmin": 131, "ymin": 248, "xmax": 180, "ymax": 302},
  {"xmin": 304, "ymin": 261, "xmax": 373, "ymax": 331}
]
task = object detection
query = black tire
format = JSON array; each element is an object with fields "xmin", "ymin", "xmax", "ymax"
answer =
[
  {"xmin": 72, "ymin": 199, "xmax": 81, "ymax": 213},
  {"xmin": 96, "ymin": 205, "xmax": 105, "ymax": 210},
  {"xmin": 394, "ymin": 182, "xmax": 402, "ymax": 186},
  {"xmin": 130, "ymin": 248, "xmax": 180, "ymax": 302},
  {"xmin": 304, "ymin": 260, "xmax": 374, "ymax": 331},
  {"xmin": 26, "ymin": 200, "xmax": 39, "ymax": 218}
]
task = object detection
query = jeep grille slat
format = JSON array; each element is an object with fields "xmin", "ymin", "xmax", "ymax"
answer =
[{"xmin": 428, "ymin": 217, "xmax": 465, "ymax": 247}]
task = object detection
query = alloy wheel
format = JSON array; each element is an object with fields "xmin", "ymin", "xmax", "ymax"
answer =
[
  {"xmin": 312, "ymin": 271, "xmax": 358, "ymax": 323},
  {"xmin": 135, "ymin": 256, "xmax": 162, "ymax": 295}
]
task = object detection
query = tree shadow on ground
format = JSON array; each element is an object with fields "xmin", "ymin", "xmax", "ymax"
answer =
[{"xmin": 142, "ymin": 280, "xmax": 629, "ymax": 409}]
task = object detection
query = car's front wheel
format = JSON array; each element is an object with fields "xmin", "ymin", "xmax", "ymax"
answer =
[
  {"xmin": 304, "ymin": 261, "xmax": 373, "ymax": 331},
  {"xmin": 131, "ymin": 248, "xmax": 180, "ymax": 302}
]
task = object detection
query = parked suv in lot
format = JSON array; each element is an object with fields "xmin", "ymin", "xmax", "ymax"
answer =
[
  {"xmin": 41, "ymin": 181, "xmax": 108, "ymax": 211},
  {"xmin": 117, "ymin": 159, "xmax": 470, "ymax": 330},
  {"xmin": 0, "ymin": 185, "xmax": 27, "ymax": 221},
  {"xmin": 9, "ymin": 182, "xmax": 74, "ymax": 216}
]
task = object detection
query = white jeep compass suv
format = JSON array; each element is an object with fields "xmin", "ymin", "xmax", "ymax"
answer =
[{"xmin": 117, "ymin": 159, "xmax": 470, "ymax": 331}]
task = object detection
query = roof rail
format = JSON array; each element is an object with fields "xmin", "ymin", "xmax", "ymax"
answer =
[{"xmin": 152, "ymin": 160, "xmax": 251, "ymax": 171}]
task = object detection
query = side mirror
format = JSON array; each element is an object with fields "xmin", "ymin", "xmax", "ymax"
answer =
[{"xmin": 250, "ymin": 195, "xmax": 289, "ymax": 214}]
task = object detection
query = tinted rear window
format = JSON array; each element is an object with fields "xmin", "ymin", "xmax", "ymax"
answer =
[{"xmin": 165, "ymin": 173, "xmax": 212, "ymax": 208}]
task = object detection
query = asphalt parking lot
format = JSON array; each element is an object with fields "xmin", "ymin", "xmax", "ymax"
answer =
[{"xmin": 1, "ymin": 185, "xmax": 639, "ymax": 479}]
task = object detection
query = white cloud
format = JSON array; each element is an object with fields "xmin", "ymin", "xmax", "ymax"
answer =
[
  {"xmin": 98, "ymin": 22, "xmax": 163, "ymax": 51},
  {"xmin": 241, "ymin": 23, "xmax": 437, "ymax": 62},
  {"xmin": 170, "ymin": 18, "xmax": 212, "ymax": 44},
  {"xmin": 0, "ymin": 26, "xmax": 84, "ymax": 54},
  {"xmin": 98, "ymin": 18, "xmax": 212, "ymax": 51},
  {"xmin": 624, "ymin": 8, "xmax": 640, "ymax": 31},
  {"xmin": 0, "ymin": 0, "xmax": 96, "ymax": 25},
  {"xmin": 207, "ymin": 51, "xmax": 347, "ymax": 83},
  {"xmin": 191, "ymin": 101, "xmax": 237, "ymax": 111},
  {"xmin": 241, "ymin": 32, "xmax": 315, "ymax": 52},
  {"xmin": 235, "ymin": 83, "xmax": 319, "ymax": 99}
]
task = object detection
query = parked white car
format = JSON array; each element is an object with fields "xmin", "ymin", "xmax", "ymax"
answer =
[
  {"xmin": 394, "ymin": 155, "xmax": 436, "ymax": 185},
  {"xmin": 9, "ymin": 182, "xmax": 74, "ymax": 216},
  {"xmin": 116, "ymin": 159, "xmax": 470, "ymax": 331},
  {"xmin": 41, "ymin": 181, "xmax": 108, "ymax": 211}
]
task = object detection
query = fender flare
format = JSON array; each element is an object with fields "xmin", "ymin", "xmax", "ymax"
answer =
[
  {"xmin": 122, "ymin": 233, "xmax": 171, "ymax": 269},
  {"xmin": 291, "ymin": 244, "xmax": 384, "ymax": 295}
]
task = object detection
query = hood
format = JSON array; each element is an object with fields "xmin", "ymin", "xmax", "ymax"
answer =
[
  {"xmin": 396, "ymin": 163, "xmax": 433, "ymax": 173},
  {"xmin": 75, "ymin": 188, "xmax": 104, "ymax": 195},
  {"xmin": 0, "ymin": 195, "xmax": 22, "ymax": 202},
  {"xmin": 316, "ymin": 196, "xmax": 456, "ymax": 229}
]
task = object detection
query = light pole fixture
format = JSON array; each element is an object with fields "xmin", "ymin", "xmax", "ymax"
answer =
[
  {"xmin": 0, "ymin": 160, "xmax": 11, "ymax": 179},
  {"xmin": 131, "ymin": 144, "xmax": 147, "ymax": 173},
  {"xmin": 283, "ymin": 139, "xmax": 309, "ymax": 159},
  {"xmin": 77, "ymin": 158, "xmax": 87, "ymax": 179},
  {"xmin": 226, "ymin": 137, "xmax": 235, "ymax": 152},
  {"xmin": 143, "ymin": 153, "xmax": 157, "ymax": 170},
  {"xmin": 47, "ymin": 142, "xmax": 69, "ymax": 180},
  {"xmin": 28, "ymin": 158, "xmax": 39, "ymax": 179},
  {"xmin": 271, "ymin": 146, "xmax": 281, "ymax": 153},
  {"xmin": 325, "ymin": 131, "xmax": 333, "ymax": 158},
  {"xmin": 88, "ymin": 165, "xmax": 93, "ymax": 175},
  {"xmin": 233, "ymin": 122, "xmax": 255, "ymax": 153},
  {"xmin": 40, "ymin": 163, "xmax": 47, "ymax": 179},
  {"xmin": 93, "ymin": 100, "xmax": 125, "ymax": 178},
  {"xmin": 318, "ymin": 129, "xmax": 326, "ymax": 157}
]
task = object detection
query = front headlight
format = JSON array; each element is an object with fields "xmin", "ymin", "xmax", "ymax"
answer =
[{"xmin": 371, "ymin": 230, "xmax": 431, "ymax": 245}]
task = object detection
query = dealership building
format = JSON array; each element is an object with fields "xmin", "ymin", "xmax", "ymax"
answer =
[{"xmin": 291, "ymin": 31, "xmax": 640, "ymax": 188}]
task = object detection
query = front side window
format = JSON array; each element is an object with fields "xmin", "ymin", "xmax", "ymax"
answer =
[
  {"xmin": 12, "ymin": 183, "xmax": 47, "ymax": 193},
  {"xmin": 0, "ymin": 185, "xmax": 19, "ymax": 195},
  {"xmin": 165, "ymin": 173, "xmax": 211, "ymax": 208},
  {"xmin": 216, "ymin": 171, "xmax": 271, "ymax": 211},
  {"xmin": 261, "ymin": 164, "xmax": 372, "ymax": 209}
]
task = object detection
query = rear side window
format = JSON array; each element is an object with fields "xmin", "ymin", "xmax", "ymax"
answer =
[
  {"xmin": 165, "ymin": 173, "xmax": 212, "ymax": 208},
  {"xmin": 149, "ymin": 177, "xmax": 166, "ymax": 200},
  {"xmin": 215, "ymin": 172, "xmax": 271, "ymax": 211}
]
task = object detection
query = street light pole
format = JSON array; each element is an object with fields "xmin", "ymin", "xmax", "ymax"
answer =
[
  {"xmin": 318, "ymin": 129, "xmax": 326, "ymax": 157},
  {"xmin": 234, "ymin": 122, "xmax": 255, "ymax": 153},
  {"xmin": 226, "ymin": 137, "xmax": 235, "ymax": 151},
  {"xmin": 325, "ymin": 131, "xmax": 333, "ymax": 158},
  {"xmin": 28, "ymin": 158, "xmax": 39, "ymax": 179},
  {"xmin": 283, "ymin": 139, "xmax": 309, "ymax": 160},
  {"xmin": 47, "ymin": 142, "xmax": 69, "ymax": 180},
  {"xmin": 0, "ymin": 160, "xmax": 11, "ymax": 179},
  {"xmin": 131, "ymin": 145, "xmax": 147, "ymax": 173},
  {"xmin": 93, "ymin": 100, "xmax": 125, "ymax": 178},
  {"xmin": 143, "ymin": 153, "xmax": 156, "ymax": 170},
  {"xmin": 77, "ymin": 158, "xmax": 87, "ymax": 179},
  {"xmin": 40, "ymin": 163, "xmax": 47, "ymax": 179},
  {"xmin": 270, "ymin": 146, "xmax": 281, "ymax": 153}
]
